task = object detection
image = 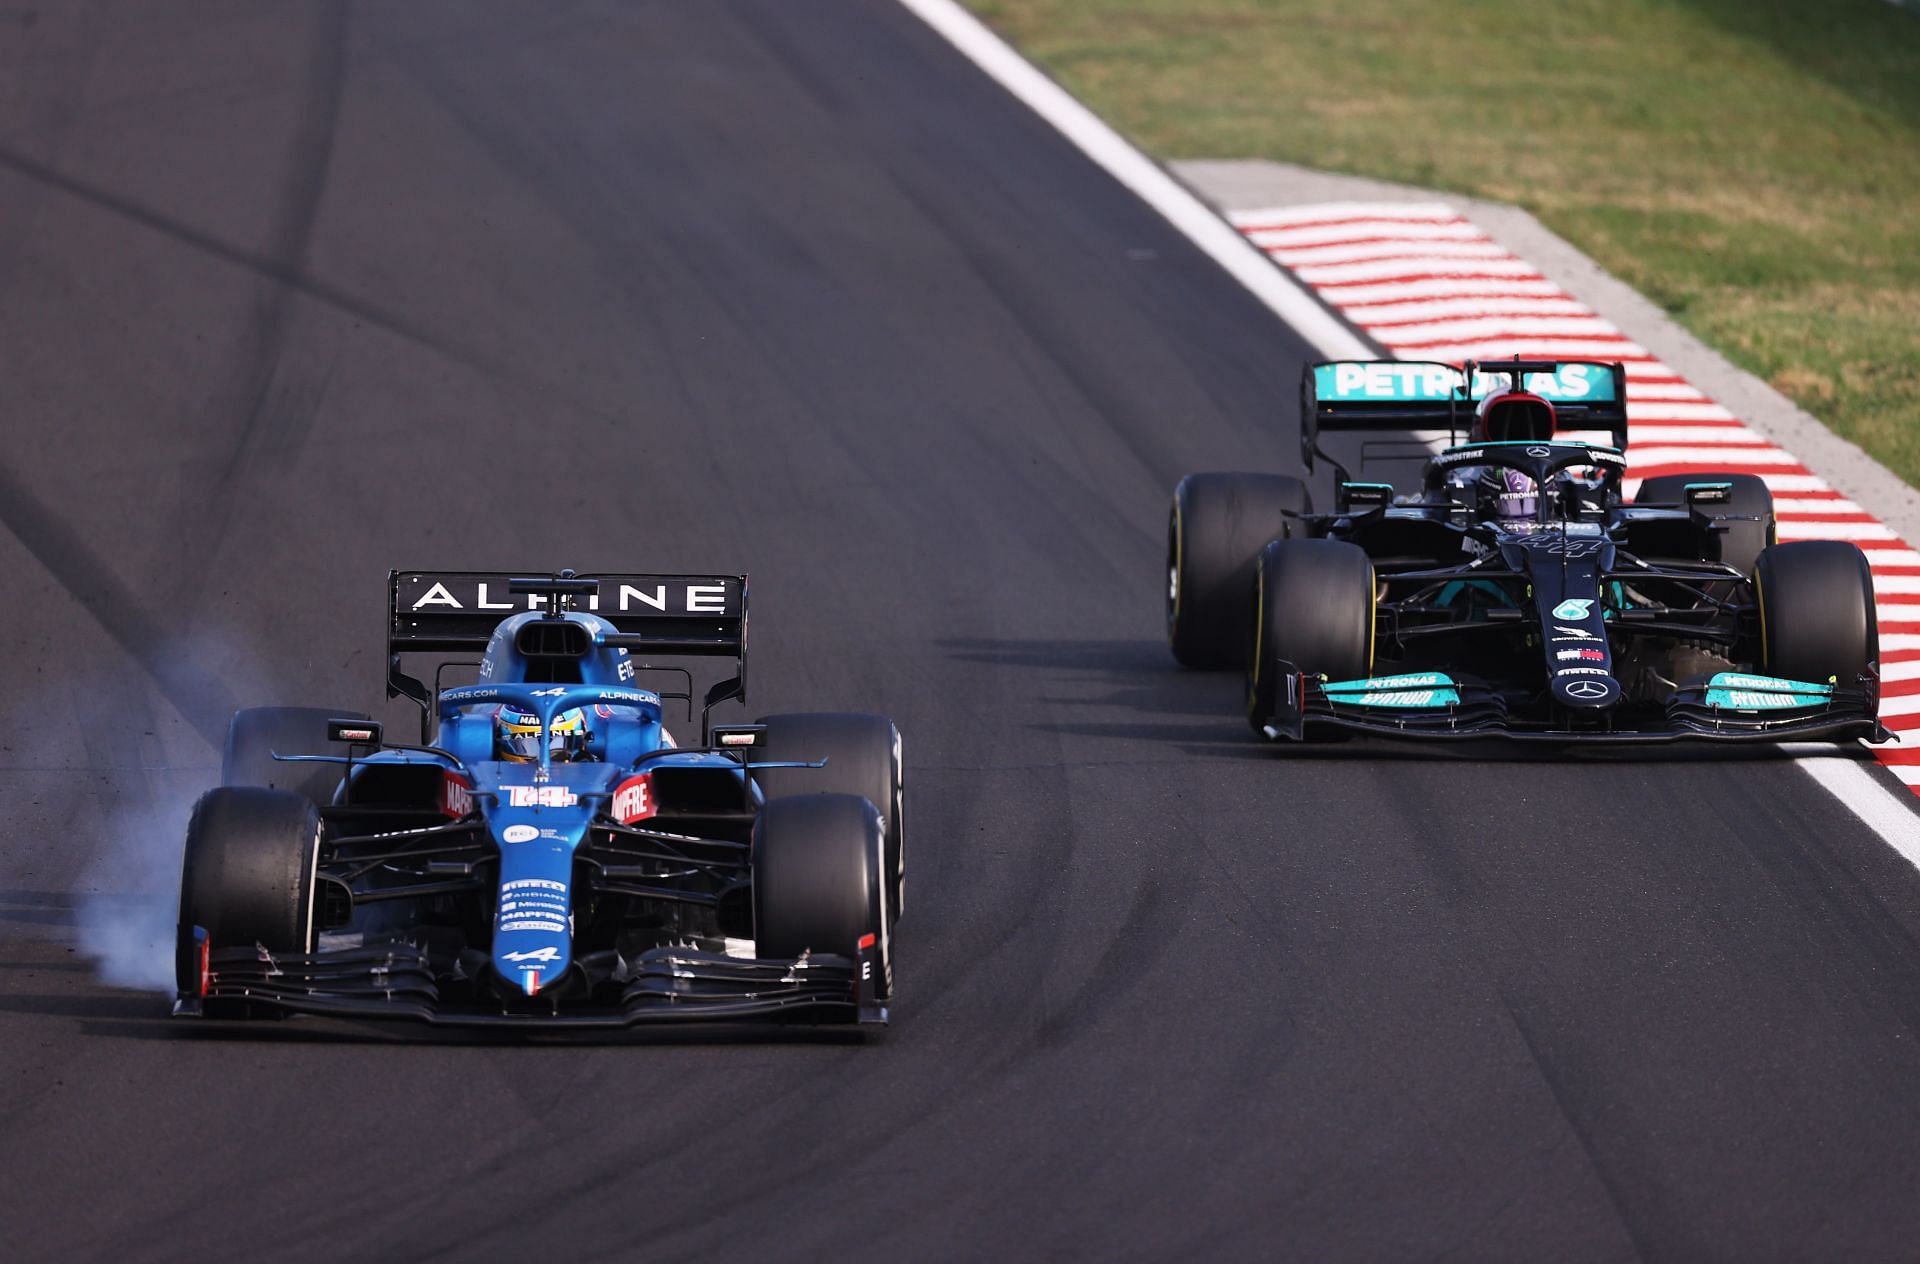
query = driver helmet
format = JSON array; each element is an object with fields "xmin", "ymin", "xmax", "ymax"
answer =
[
  {"xmin": 1474, "ymin": 389, "xmax": 1556, "ymax": 443},
  {"xmin": 496, "ymin": 705, "xmax": 590, "ymax": 761},
  {"xmin": 1492, "ymin": 467, "xmax": 1537, "ymax": 520}
]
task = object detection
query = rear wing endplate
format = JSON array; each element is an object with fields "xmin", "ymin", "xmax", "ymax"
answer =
[{"xmin": 1300, "ymin": 359, "xmax": 1629, "ymax": 476}]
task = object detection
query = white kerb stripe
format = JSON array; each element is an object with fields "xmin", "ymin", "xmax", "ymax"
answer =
[
  {"xmin": 1297, "ymin": 257, "xmax": 1543, "ymax": 285},
  {"xmin": 1796, "ymin": 756, "xmax": 1920, "ymax": 864},
  {"xmin": 1246, "ymin": 219, "xmax": 1484, "ymax": 248},
  {"xmin": 1776, "ymin": 497, "xmax": 1868, "ymax": 515},
  {"xmin": 1630, "ymin": 425, "xmax": 1768, "ymax": 444},
  {"xmin": 1780, "ymin": 521, "xmax": 1900, "ymax": 541},
  {"xmin": 1321, "ymin": 278, "xmax": 1568, "ymax": 303},
  {"xmin": 1341, "ymin": 296, "xmax": 1597, "ymax": 323},
  {"xmin": 1628, "ymin": 404, "xmax": 1740, "ymax": 422},
  {"xmin": 1875, "ymin": 693, "xmax": 1920, "ymax": 719},
  {"xmin": 1627, "ymin": 383, "xmax": 1710, "ymax": 401},
  {"xmin": 896, "ymin": 0, "xmax": 1370, "ymax": 359},
  {"xmin": 1628, "ymin": 446, "xmax": 1805, "ymax": 467},
  {"xmin": 1269, "ymin": 241, "xmax": 1512, "ymax": 267},
  {"xmin": 1227, "ymin": 201, "xmax": 1459, "ymax": 227},
  {"xmin": 1373, "ymin": 316, "xmax": 1625, "ymax": 342},
  {"xmin": 1397, "ymin": 338, "xmax": 1649, "ymax": 359}
]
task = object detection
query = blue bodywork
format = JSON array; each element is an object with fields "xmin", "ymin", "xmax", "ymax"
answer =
[{"xmin": 355, "ymin": 611, "xmax": 749, "ymax": 998}]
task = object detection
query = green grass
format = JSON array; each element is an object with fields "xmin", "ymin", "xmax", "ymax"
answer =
[{"xmin": 969, "ymin": 0, "xmax": 1920, "ymax": 486}]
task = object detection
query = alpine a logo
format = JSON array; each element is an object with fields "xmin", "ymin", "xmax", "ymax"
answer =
[{"xmin": 612, "ymin": 774, "xmax": 657, "ymax": 825}]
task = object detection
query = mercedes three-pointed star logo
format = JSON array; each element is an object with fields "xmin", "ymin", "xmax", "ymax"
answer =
[{"xmin": 1565, "ymin": 679, "xmax": 1612, "ymax": 700}]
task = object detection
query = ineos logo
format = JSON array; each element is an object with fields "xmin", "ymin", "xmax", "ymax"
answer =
[{"xmin": 1565, "ymin": 680, "xmax": 1612, "ymax": 700}]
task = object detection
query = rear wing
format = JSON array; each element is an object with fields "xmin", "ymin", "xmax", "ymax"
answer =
[
  {"xmin": 386, "ymin": 570, "xmax": 748, "ymax": 737},
  {"xmin": 1300, "ymin": 359, "xmax": 1629, "ymax": 476}
]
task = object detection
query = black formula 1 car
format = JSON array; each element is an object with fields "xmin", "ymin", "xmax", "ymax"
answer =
[
  {"xmin": 174, "ymin": 570, "xmax": 903, "ymax": 1028},
  {"xmin": 1166, "ymin": 359, "xmax": 1887, "ymax": 744}
]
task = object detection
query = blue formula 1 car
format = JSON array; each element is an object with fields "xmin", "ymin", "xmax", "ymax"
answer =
[
  {"xmin": 175, "ymin": 571, "xmax": 903, "ymax": 1028},
  {"xmin": 1166, "ymin": 359, "xmax": 1887, "ymax": 744}
]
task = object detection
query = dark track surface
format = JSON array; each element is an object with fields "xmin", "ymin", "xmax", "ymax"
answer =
[{"xmin": 6, "ymin": 4, "xmax": 1920, "ymax": 1260}]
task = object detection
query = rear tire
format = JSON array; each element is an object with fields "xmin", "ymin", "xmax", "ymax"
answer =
[
  {"xmin": 1169, "ymin": 473, "xmax": 1312, "ymax": 669},
  {"xmin": 753, "ymin": 793, "xmax": 889, "ymax": 1000},
  {"xmin": 1636, "ymin": 473, "xmax": 1775, "ymax": 578},
  {"xmin": 754, "ymin": 713, "xmax": 904, "ymax": 925},
  {"xmin": 176, "ymin": 787, "xmax": 322, "ymax": 997},
  {"xmin": 1247, "ymin": 538, "xmax": 1375, "ymax": 735},
  {"xmin": 1755, "ymin": 540, "xmax": 1877, "ymax": 684},
  {"xmin": 223, "ymin": 706, "xmax": 371, "ymax": 806}
]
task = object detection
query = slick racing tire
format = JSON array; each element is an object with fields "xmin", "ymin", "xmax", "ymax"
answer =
[
  {"xmin": 1168, "ymin": 473, "xmax": 1312, "ymax": 669},
  {"xmin": 223, "ymin": 706, "xmax": 372, "ymax": 806},
  {"xmin": 1246, "ymin": 538, "xmax": 1375, "ymax": 736},
  {"xmin": 176, "ymin": 786, "xmax": 322, "ymax": 999},
  {"xmin": 1636, "ymin": 473, "xmax": 1775, "ymax": 578},
  {"xmin": 753, "ymin": 793, "xmax": 890, "ymax": 1001},
  {"xmin": 1754, "ymin": 540, "xmax": 1878, "ymax": 685},
  {"xmin": 754, "ymin": 713, "xmax": 905, "ymax": 925}
]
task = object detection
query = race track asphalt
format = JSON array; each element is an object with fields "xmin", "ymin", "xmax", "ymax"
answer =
[{"xmin": 5, "ymin": 4, "xmax": 1920, "ymax": 1260}]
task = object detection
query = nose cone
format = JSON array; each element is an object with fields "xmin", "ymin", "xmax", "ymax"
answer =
[{"xmin": 1554, "ymin": 675, "xmax": 1621, "ymax": 709}]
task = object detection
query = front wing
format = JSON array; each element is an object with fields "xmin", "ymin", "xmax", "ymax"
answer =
[
  {"xmin": 174, "ymin": 938, "xmax": 888, "ymax": 1028},
  {"xmin": 1257, "ymin": 668, "xmax": 1889, "ymax": 745}
]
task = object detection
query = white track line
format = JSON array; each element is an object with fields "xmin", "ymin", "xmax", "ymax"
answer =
[
  {"xmin": 1795, "ymin": 756, "xmax": 1920, "ymax": 862},
  {"xmin": 898, "ymin": 6, "xmax": 1920, "ymax": 853},
  {"xmin": 896, "ymin": 0, "xmax": 1370, "ymax": 360}
]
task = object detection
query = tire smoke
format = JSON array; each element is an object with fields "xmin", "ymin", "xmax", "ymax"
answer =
[{"xmin": 76, "ymin": 778, "xmax": 200, "ymax": 995}]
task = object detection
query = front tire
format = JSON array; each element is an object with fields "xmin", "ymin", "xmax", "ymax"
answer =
[
  {"xmin": 1754, "ymin": 540, "xmax": 1877, "ymax": 684},
  {"xmin": 753, "ymin": 713, "xmax": 904, "ymax": 925},
  {"xmin": 223, "ymin": 706, "xmax": 372, "ymax": 805},
  {"xmin": 176, "ymin": 787, "xmax": 322, "ymax": 998},
  {"xmin": 1246, "ymin": 538, "xmax": 1376, "ymax": 735},
  {"xmin": 1636, "ymin": 473, "xmax": 1775, "ymax": 578},
  {"xmin": 753, "ymin": 793, "xmax": 890, "ymax": 1001},
  {"xmin": 1168, "ymin": 473, "xmax": 1312, "ymax": 669}
]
